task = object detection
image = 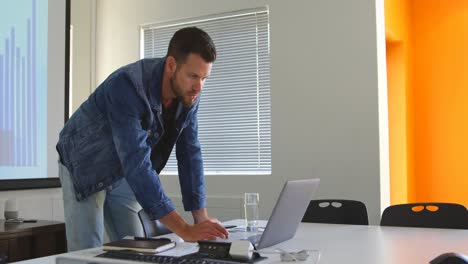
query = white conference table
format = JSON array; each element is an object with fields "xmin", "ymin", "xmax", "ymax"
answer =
[{"xmin": 16, "ymin": 219, "xmax": 468, "ymax": 264}]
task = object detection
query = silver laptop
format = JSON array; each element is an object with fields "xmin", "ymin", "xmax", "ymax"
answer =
[{"xmin": 230, "ymin": 179, "xmax": 320, "ymax": 249}]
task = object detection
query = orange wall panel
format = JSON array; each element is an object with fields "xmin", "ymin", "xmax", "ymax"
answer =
[
  {"xmin": 410, "ymin": 0, "xmax": 468, "ymax": 205},
  {"xmin": 386, "ymin": 41, "xmax": 408, "ymax": 205},
  {"xmin": 385, "ymin": 0, "xmax": 411, "ymax": 205},
  {"xmin": 385, "ymin": 0, "xmax": 410, "ymax": 41},
  {"xmin": 386, "ymin": 0, "xmax": 468, "ymax": 206}
]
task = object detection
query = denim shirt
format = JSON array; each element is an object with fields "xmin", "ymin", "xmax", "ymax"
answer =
[{"xmin": 56, "ymin": 57, "xmax": 206, "ymax": 220}]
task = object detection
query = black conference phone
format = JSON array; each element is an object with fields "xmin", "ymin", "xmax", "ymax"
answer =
[{"xmin": 197, "ymin": 240, "xmax": 264, "ymax": 263}]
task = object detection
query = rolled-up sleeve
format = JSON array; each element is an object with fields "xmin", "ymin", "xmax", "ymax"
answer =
[
  {"xmin": 104, "ymin": 73, "xmax": 175, "ymax": 220},
  {"xmin": 176, "ymin": 103, "xmax": 206, "ymax": 211}
]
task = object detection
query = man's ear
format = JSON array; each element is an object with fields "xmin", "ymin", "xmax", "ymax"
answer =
[{"xmin": 166, "ymin": 56, "xmax": 177, "ymax": 74}]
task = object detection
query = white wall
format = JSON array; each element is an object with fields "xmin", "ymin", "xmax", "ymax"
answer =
[
  {"xmin": 70, "ymin": 0, "xmax": 96, "ymax": 113},
  {"xmin": 0, "ymin": 0, "xmax": 389, "ymax": 225},
  {"xmin": 0, "ymin": 189, "xmax": 64, "ymax": 221}
]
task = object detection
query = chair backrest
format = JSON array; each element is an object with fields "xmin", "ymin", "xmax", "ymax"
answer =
[
  {"xmin": 302, "ymin": 199, "xmax": 369, "ymax": 225},
  {"xmin": 430, "ymin": 252, "xmax": 468, "ymax": 264},
  {"xmin": 137, "ymin": 209, "xmax": 172, "ymax": 238},
  {"xmin": 380, "ymin": 203, "xmax": 468, "ymax": 229}
]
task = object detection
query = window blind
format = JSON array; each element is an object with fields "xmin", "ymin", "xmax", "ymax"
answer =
[{"xmin": 141, "ymin": 8, "xmax": 271, "ymax": 175}]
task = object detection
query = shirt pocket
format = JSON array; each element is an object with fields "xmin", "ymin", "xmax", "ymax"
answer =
[{"xmin": 72, "ymin": 122, "xmax": 108, "ymax": 162}]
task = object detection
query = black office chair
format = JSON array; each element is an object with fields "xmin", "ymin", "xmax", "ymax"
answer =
[
  {"xmin": 430, "ymin": 252, "xmax": 468, "ymax": 264},
  {"xmin": 380, "ymin": 203, "xmax": 468, "ymax": 229},
  {"xmin": 302, "ymin": 199, "xmax": 369, "ymax": 225},
  {"xmin": 137, "ymin": 209, "xmax": 172, "ymax": 238}
]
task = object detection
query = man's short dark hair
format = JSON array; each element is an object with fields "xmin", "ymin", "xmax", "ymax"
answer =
[{"xmin": 167, "ymin": 27, "xmax": 216, "ymax": 64}]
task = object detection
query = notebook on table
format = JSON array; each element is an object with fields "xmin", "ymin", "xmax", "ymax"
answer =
[{"xmin": 103, "ymin": 238, "xmax": 176, "ymax": 254}]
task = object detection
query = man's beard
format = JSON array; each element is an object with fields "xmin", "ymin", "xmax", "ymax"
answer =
[{"xmin": 170, "ymin": 75, "xmax": 197, "ymax": 107}]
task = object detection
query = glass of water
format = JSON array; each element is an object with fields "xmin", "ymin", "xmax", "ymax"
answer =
[{"xmin": 244, "ymin": 192, "xmax": 259, "ymax": 232}]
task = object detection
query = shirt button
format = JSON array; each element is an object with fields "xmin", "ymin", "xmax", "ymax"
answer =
[{"xmin": 154, "ymin": 132, "xmax": 159, "ymax": 138}]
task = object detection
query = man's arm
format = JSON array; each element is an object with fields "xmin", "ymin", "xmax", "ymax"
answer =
[
  {"xmin": 175, "ymin": 103, "xmax": 228, "ymax": 239},
  {"xmin": 192, "ymin": 208, "xmax": 209, "ymax": 224},
  {"xmin": 159, "ymin": 209, "xmax": 228, "ymax": 242},
  {"xmin": 176, "ymin": 103, "xmax": 206, "ymax": 212},
  {"xmin": 191, "ymin": 208, "xmax": 229, "ymax": 238}
]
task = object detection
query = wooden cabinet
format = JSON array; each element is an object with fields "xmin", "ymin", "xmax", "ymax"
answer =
[{"xmin": 0, "ymin": 220, "xmax": 66, "ymax": 262}]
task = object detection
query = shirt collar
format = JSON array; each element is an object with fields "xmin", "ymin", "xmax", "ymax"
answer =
[{"xmin": 148, "ymin": 57, "xmax": 166, "ymax": 112}]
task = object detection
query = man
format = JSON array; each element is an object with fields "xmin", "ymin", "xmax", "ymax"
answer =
[{"xmin": 57, "ymin": 27, "xmax": 228, "ymax": 251}]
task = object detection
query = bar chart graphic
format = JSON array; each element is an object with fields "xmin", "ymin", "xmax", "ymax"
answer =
[{"xmin": 0, "ymin": 0, "xmax": 46, "ymax": 168}]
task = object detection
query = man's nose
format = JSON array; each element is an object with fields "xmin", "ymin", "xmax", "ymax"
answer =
[{"xmin": 193, "ymin": 79, "xmax": 203, "ymax": 92}]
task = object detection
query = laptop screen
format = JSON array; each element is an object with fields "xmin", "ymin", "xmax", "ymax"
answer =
[{"xmin": 257, "ymin": 179, "xmax": 320, "ymax": 249}]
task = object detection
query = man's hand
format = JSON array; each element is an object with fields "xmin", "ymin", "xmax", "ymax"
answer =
[
  {"xmin": 159, "ymin": 209, "xmax": 228, "ymax": 242},
  {"xmin": 182, "ymin": 218, "xmax": 228, "ymax": 242},
  {"xmin": 192, "ymin": 208, "xmax": 210, "ymax": 224}
]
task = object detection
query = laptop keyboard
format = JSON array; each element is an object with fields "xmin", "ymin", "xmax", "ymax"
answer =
[{"xmin": 98, "ymin": 250, "xmax": 243, "ymax": 264}]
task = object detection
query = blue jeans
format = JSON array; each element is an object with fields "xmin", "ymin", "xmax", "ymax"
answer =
[{"xmin": 58, "ymin": 161, "xmax": 144, "ymax": 251}]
